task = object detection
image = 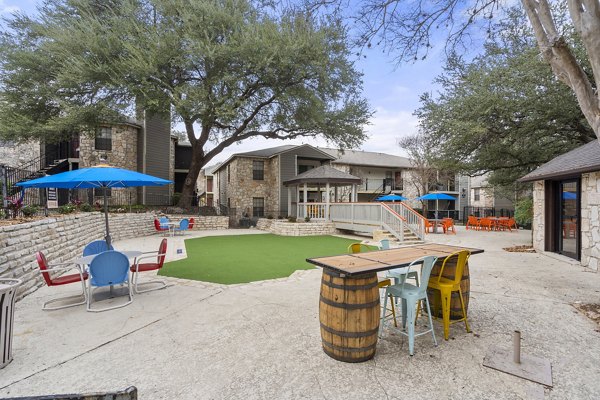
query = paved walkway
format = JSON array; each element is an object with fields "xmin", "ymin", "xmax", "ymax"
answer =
[{"xmin": 1, "ymin": 227, "xmax": 600, "ymax": 399}]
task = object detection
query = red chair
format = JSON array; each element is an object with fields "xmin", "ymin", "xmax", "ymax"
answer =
[
  {"xmin": 36, "ymin": 251, "xmax": 89, "ymax": 310},
  {"xmin": 130, "ymin": 239, "xmax": 168, "ymax": 294},
  {"xmin": 154, "ymin": 218, "xmax": 169, "ymax": 235},
  {"xmin": 188, "ymin": 217, "xmax": 195, "ymax": 230}
]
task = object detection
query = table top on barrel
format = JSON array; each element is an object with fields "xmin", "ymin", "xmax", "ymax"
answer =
[{"xmin": 306, "ymin": 243, "xmax": 484, "ymax": 276}]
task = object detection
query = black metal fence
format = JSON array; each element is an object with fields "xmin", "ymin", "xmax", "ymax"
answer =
[{"xmin": 462, "ymin": 206, "xmax": 514, "ymax": 224}]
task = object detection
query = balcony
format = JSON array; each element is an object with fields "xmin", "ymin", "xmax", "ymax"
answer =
[{"xmin": 358, "ymin": 178, "xmax": 402, "ymax": 192}]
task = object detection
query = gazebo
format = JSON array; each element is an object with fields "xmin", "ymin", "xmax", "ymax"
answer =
[{"xmin": 283, "ymin": 165, "xmax": 362, "ymax": 220}]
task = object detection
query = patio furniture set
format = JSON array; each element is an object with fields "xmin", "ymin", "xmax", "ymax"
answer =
[
  {"xmin": 308, "ymin": 242, "xmax": 482, "ymax": 360},
  {"xmin": 466, "ymin": 216, "xmax": 517, "ymax": 231},
  {"xmin": 36, "ymin": 238, "xmax": 168, "ymax": 312},
  {"xmin": 154, "ymin": 217, "xmax": 195, "ymax": 236},
  {"xmin": 425, "ymin": 217, "xmax": 456, "ymax": 234}
]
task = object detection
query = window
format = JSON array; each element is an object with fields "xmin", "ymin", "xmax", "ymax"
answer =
[
  {"xmin": 253, "ymin": 160, "xmax": 264, "ymax": 180},
  {"xmin": 95, "ymin": 127, "xmax": 112, "ymax": 151},
  {"xmin": 94, "ymin": 187, "xmax": 112, "ymax": 197},
  {"xmin": 298, "ymin": 165, "xmax": 314, "ymax": 174},
  {"xmin": 253, "ymin": 197, "xmax": 265, "ymax": 217},
  {"xmin": 474, "ymin": 188, "xmax": 480, "ymax": 201}
]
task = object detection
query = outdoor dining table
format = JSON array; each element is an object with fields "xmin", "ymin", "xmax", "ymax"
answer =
[
  {"xmin": 306, "ymin": 243, "xmax": 484, "ymax": 363},
  {"xmin": 74, "ymin": 250, "xmax": 143, "ymax": 296},
  {"xmin": 428, "ymin": 219, "xmax": 445, "ymax": 233}
]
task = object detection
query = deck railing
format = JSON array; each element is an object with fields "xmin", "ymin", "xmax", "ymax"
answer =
[{"xmin": 297, "ymin": 202, "xmax": 425, "ymax": 241}]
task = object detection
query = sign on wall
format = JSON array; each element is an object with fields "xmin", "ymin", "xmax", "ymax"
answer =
[{"xmin": 47, "ymin": 188, "xmax": 58, "ymax": 209}]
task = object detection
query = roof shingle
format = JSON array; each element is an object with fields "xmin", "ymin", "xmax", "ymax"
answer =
[{"xmin": 519, "ymin": 140, "xmax": 600, "ymax": 182}]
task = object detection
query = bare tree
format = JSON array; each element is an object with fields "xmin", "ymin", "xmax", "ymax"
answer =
[{"xmin": 399, "ymin": 133, "xmax": 438, "ymax": 212}]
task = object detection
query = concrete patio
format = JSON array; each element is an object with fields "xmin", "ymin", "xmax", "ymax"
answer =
[{"xmin": 1, "ymin": 227, "xmax": 599, "ymax": 399}]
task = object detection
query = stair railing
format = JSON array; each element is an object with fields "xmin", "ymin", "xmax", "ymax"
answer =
[{"xmin": 385, "ymin": 202, "xmax": 426, "ymax": 239}]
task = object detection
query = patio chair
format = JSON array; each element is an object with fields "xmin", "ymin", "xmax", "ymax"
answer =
[
  {"xmin": 154, "ymin": 219, "xmax": 169, "ymax": 235},
  {"xmin": 82, "ymin": 240, "xmax": 114, "ymax": 256},
  {"xmin": 380, "ymin": 256, "xmax": 438, "ymax": 356},
  {"xmin": 479, "ymin": 217, "xmax": 494, "ymax": 231},
  {"xmin": 424, "ymin": 219, "xmax": 435, "ymax": 233},
  {"xmin": 427, "ymin": 250, "xmax": 471, "ymax": 340},
  {"xmin": 173, "ymin": 218, "xmax": 189, "ymax": 235},
  {"xmin": 441, "ymin": 218, "xmax": 456, "ymax": 234},
  {"xmin": 130, "ymin": 238, "xmax": 168, "ymax": 294},
  {"xmin": 87, "ymin": 251, "xmax": 132, "ymax": 312},
  {"xmin": 466, "ymin": 216, "xmax": 480, "ymax": 230},
  {"xmin": 36, "ymin": 251, "xmax": 89, "ymax": 311},
  {"xmin": 348, "ymin": 243, "xmax": 371, "ymax": 253},
  {"xmin": 188, "ymin": 217, "xmax": 195, "ymax": 230},
  {"xmin": 378, "ymin": 278, "xmax": 398, "ymax": 328}
]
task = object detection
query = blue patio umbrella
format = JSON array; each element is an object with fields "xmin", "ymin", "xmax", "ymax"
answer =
[
  {"xmin": 376, "ymin": 194, "xmax": 408, "ymax": 202},
  {"xmin": 415, "ymin": 193, "xmax": 457, "ymax": 218},
  {"xmin": 16, "ymin": 164, "xmax": 172, "ymax": 246}
]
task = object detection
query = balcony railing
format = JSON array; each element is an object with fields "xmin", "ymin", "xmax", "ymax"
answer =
[{"xmin": 358, "ymin": 178, "xmax": 402, "ymax": 192}]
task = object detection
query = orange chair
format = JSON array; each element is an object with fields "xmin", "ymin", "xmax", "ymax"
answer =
[
  {"xmin": 424, "ymin": 219, "xmax": 435, "ymax": 233},
  {"xmin": 479, "ymin": 217, "xmax": 493, "ymax": 231},
  {"xmin": 466, "ymin": 216, "xmax": 480, "ymax": 230},
  {"xmin": 441, "ymin": 218, "xmax": 456, "ymax": 234}
]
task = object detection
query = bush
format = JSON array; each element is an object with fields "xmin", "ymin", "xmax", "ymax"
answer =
[
  {"xmin": 267, "ymin": 215, "xmax": 273, "ymax": 219},
  {"xmin": 514, "ymin": 198, "xmax": 533, "ymax": 227},
  {"xmin": 130, "ymin": 204, "xmax": 147, "ymax": 213},
  {"xmin": 21, "ymin": 205, "xmax": 39, "ymax": 217},
  {"xmin": 79, "ymin": 203, "xmax": 93, "ymax": 212},
  {"xmin": 304, "ymin": 216, "xmax": 311, "ymax": 222},
  {"xmin": 58, "ymin": 204, "xmax": 76, "ymax": 214},
  {"xmin": 287, "ymin": 216, "xmax": 297, "ymax": 223},
  {"xmin": 172, "ymin": 192, "xmax": 181, "ymax": 206}
]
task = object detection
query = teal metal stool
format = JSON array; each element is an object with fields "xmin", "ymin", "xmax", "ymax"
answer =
[{"xmin": 379, "ymin": 255, "xmax": 438, "ymax": 356}]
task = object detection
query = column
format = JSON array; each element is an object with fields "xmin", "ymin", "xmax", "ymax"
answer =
[
  {"xmin": 287, "ymin": 186, "xmax": 291, "ymax": 218},
  {"xmin": 303, "ymin": 183, "xmax": 308, "ymax": 218},
  {"xmin": 325, "ymin": 182, "xmax": 330, "ymax": 220}
]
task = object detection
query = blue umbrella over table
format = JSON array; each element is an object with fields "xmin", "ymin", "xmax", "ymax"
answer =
[
  {"xmin": 415, "ymin": 193, "xmax": 457, "ymax": 218},
  {"xmin": 376, "ymin": 194, "xmax": 408, "ymax": 202},
  {"xmin": 16, "ymin": 164, "xmax": 172, "ymax": 246}
]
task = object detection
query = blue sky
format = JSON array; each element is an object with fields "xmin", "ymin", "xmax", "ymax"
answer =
[{"xmin": 1, "ymin": 0, "xmax": 447, "ymax": 162}]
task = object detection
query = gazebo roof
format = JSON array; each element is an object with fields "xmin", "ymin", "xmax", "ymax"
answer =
[{"xmin": 283, "ymin": 165, "xmax": 361, "ymax": 186}]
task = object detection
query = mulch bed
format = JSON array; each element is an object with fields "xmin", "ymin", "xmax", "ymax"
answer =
[
  {"xmin": 573, "ymin": 303, "xmax": 600, "ymax": 330},
  {"xmin": 503, "ymin": 245, "xmax": 536, "ymax": 253},
  {"xmin": 0, "ymin": 216, "xmax": 49, "ymax": 227}
]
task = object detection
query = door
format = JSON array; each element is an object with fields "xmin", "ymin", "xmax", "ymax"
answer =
[{"xmin": 558, "ymin": 180, "xmax": 579, "ymax": 260}]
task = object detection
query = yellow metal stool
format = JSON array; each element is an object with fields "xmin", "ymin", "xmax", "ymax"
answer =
[{"xmin": 378, "ymin": 278, "xmax": 398, "ymax": 328}]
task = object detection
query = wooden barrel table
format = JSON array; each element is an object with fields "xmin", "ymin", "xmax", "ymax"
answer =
[
  {"xmin": 426, "ymin": 257, "xmax": 470, "ymax": 320},
  {"xmin": 319, "ymin": 269, "xmax": 380, "ymax": 362}
]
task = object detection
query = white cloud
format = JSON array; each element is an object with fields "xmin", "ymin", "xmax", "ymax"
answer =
[
  {"xmin": 0, "ymin": 0, "xmax": 20, "ymax": 14},
  {"xmin": 361, "ymin": 107, "xmax": 418, "ymax": 157}
]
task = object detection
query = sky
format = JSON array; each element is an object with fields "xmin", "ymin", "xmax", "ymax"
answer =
[{"xmin": 2, "ymin": 0, "xmax": 448, "ymax": 163}]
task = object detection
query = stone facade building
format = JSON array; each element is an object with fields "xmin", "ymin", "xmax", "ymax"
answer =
[{"xmin": 520, "ymin": 140, "xmax": 600, "ymax": 271}]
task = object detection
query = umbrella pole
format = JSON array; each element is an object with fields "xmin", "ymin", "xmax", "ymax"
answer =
[{"xmin": 104, "ymin": 187, "xmax": 111, "ymax": 247}]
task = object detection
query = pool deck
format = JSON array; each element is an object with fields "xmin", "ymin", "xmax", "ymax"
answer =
[{"xmin": 1, "ymin": 227, "xmax": 600, "ymax": 399}]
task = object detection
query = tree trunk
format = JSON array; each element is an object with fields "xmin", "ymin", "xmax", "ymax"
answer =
[
  {"xmin": 178, "ymin": 142, "xmax": 205, "ymax": 209},
  {"xmin": 522, "ymin": 0, "xmax": 600, "ymax": 138}
]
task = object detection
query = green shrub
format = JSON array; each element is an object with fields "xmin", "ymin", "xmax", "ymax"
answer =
[
  {"xmin": 58, "ymin": 204, "xmax": 76, "ymax": 214},
  {"xmin": 130, "ymin": 204, "xmax": 147, "ymax": 213},
  {"xmin": 172, "ymin": 192, "xmax": 181, "ymax": 206},
  {"xmin": 514, "ymin": 198, "xmax": 533, "ymax": 227},
  {"xmin": 267, "ymin": 215, "xmax": 273, "ymax": 219},
  {"xmin": 287, "ymin": 216, "xmax": 297, "ymax": 223},
  {"xmin": 79, "ymin": 203, "xmax": 93, "ymax": 212},
  {"xmin": 304, "ymin": 216, "xmax": 311, "ymax": 222},
  {"xmin": 21, "ymin": 205, "xmax": 39, "ymax": 217}
]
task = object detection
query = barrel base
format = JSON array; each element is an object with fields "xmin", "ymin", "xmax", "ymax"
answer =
[{"xmin": 322, "ymin": 346, "xmax": 376, "ymax": 363}]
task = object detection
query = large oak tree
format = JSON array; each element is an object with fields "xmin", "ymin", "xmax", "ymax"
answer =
[{"xmin": 0, "ymin": 0, "xmax": 371, "ymax": 207}]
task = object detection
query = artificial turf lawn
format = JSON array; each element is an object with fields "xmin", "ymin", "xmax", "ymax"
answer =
[{"xmin": 158, "ymin": 234, "xmax": 375, "ymax": 284}]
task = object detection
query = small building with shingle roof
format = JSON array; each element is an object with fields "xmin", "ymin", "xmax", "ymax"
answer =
[{"xmin": 519, "ymin": 140, "xmax": 600, "ymax": 271}]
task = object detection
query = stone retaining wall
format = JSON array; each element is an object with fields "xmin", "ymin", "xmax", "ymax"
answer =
[
  {"xmin": 256, "ymin": 219, "xmax": 336, "ymax": 236},
  {"xmin": 195, "ymin": 216, "xmax": 229, "ymax": 230},
  {"xmin": 0, "ymin": 212, "xmax": 155, "ymax": 300}
]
